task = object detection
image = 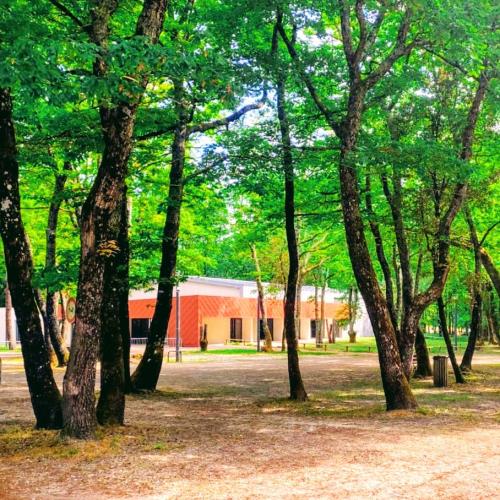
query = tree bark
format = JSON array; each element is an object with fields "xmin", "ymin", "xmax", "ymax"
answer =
[
  {"xmin": 461, "ymin": 206, "xmax": 482, "ymax": 372},
  {"xmin": 365, "ymin": 175, "xmax": 398, "ymax": 331},
  {"xmin": 479, "ymin": 248, "xmax": 500, "ymax": 298},
  {"xmin": 276, "ymin": 56, "xmax": 307, "ymax": 401},
  {"xmin": 437, "ymin": 297, "xmax": 465, "ymax": 383},
  {"xmin": 413, "ymin": 327, "xmax": 432, "ymax": 378},
  {"xmin": 96, "ymin": 191, "xmax": 129, "ymax": 425},
  {"xmin": 347, "ymin": 286, "xmax": 358, "ymax": 343},
  {"xmin": 5, "ymin": 286, "xmax": 16, "ymax": 350},
  {"xmin": 277, "ymin": 7, "xmax": 417, "ymax": 409},
  {"xmin": 412, "ymin": 251, "xmax": 432, "ymax": 377},
  {"xmin": 0, "ymin": 88, "xmax": 62, "ymax": 429},
  {"xmin": 489, "ymin": 289, "xmax": 500, "ymax": 344},
  {"xmin": 45, "ymin": 165, "xmax": 70, "ymax": 366},
  {"xmin": 320, "ymin": 279, "xmax": 326, "ymax": 345},
  {"xmin": 34, "ymin": 289, "xmax": 58, "ymax": 367},
  {"xmin": 131, "ymin": 83, "xmax": 188, "ymax": 391},
  {"xmin": 250, "ymin": 245, "xmax": 273, "ymax": 352},
  {"xmin": 62, "ymin": 0, "xmax": 168, "ymax": 438}
]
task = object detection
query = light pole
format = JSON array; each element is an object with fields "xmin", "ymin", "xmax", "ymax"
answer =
[{"xmin": 175, "ymin": 285, "xmax": 181, "ymax": 362}]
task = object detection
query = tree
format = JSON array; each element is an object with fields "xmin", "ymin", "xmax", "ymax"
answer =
[
  {"xmin": 0, "ymin": 88, "xmax": 62, "ymax": 429},
  {"xmin": 43, "ymin": 164, "xmax": 71, "ymax": 367},
  {"xmin": 278, "ymin": 1, "xmax": 418, "ymax": 410},
  {"xmin": 59, "ymin": 0, "xmax": 169, "ymax": 438}
]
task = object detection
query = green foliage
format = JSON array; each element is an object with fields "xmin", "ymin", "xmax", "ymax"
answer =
[{"xmin": 0, "ymin": 0, "xmax": 497, "ymax": 337}]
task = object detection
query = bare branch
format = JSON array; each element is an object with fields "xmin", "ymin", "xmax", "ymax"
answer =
[
  {"xmin": 479, "ymin": 220, "xmax": 499, "ymax": 247},
  {"xmin": 135, "ymin": 123, "xmax": 178, "ymax": 141},
  {"xmin": 187, "ymin": 99, "xmax": 265, "ymax": 135}
]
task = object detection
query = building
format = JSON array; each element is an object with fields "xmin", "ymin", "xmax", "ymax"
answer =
[
  {"xmin": 129, "ymin": 276, "xmax": 374, "ymax": 347},
  {"xmin": 0, "ymin": 277, "xmax": 374, "ymax": 348}
]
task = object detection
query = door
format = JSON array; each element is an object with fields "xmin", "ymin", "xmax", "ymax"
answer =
[
  {"xmin": 310, "ymin": 320, "xmax": 317, "ymax": 339},
  {"xmin": 230, "ymin": 318, "xmax": 243, "ymax": 340}
]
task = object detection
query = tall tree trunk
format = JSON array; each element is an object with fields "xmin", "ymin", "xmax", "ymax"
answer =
[
  {"xmin": 5, "ymin": 286, "xmax": 16, "ymax": 350},
  {"xmin": 314, "ymin": 284, "xmax": 321, "ymax": 346},
  {"xmin": 365, "ymin": 175, "xmax": 398, "ymax": 332},
  {"xmin": 132, "ymin": 87, "xmax": 187, "ymax": 391},
  {"xmin": 0, "ymin": 88, "xmax": 62, "ymax": 428},
  {"xmin": 250, "ymin": 245, "xmax": 273, "ymax": 352},
  {"xmin": 277, "ymin": 60, "xmax": 307, "ymax": 401},
  {"xmin": 320, "ymin": 279, "xmax": 326, "ymax": 345},
  {"xmin": 490, "ymin": 290, "xmax": 500, "ymax": 344},
  {"xmin": 96, "ymin": 191, "xmax": 129, "ymax": 425},
  {"xmin": 295, "ymin": 277, "xmax": 302, "ymax": 340},
  {"xmin": 413, "ymin": 328, "xmax": 432, "ymax": 378},
  {"xmin": 62, "ymin": 0, "xmax": 168, "ymax": 438},
  {"xmin": 45, "ymin": 165, "xmax": 70, "ymax": 366},
  {"xmin": 278, "ymin": 3, "xmax": 487, "ymax": 410},
  {"xmin": 34, "ymin": 289, "xmax": 58, "ymax": 366},
  {"xmin": 437, "ymin": 297, "xmax": 465, "ymax": 383},
  {"xmin": 479, "ymin": 248, "xmax": 500, "ymax": 298},
  {"xmin": 347, "ymin": 286, "xmax": 357, "ymax": 343},
  {"xmin": 413, "ymin": 251, "xmax": 432, "ymax": 377},
  {"xmin": 339, "ymin": 144, "xmax": 415, "ymax": 409},
  {"xmin": 461, "ymin": 208, "xmax": 482, "ymax": 371},
  {"xmin": 392, "ymin": 245, "xmax": 402, "ymax": 324},
  {"xmin": 59, "ymin": 293, "xmax": 69, "ymax": 342}
]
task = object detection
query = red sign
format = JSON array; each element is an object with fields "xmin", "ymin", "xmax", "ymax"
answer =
[{"xmin": 66, "ymin": 298, "xmax": 77, "ymax": 324}]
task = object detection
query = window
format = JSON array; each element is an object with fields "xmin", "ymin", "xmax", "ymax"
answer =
[
  {"xmin": 131, "ymin": 318, "xmax": 150, "ymax": 339},
  {"xmin": 259, "ymin": 318, "xmax": 274, "ymax": 340},
  {"xmin": 230, "ymin": 318, "xmax": 243, "ymax": 340}
]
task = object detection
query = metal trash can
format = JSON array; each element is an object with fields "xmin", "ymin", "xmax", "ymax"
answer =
[{"xmin": 433, "ymin": 356, "xmax": 448, "ymax": 387}]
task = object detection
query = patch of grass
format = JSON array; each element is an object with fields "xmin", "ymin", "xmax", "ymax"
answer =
[
  {"xmin": 258, "ymin": 396, "xmax": 385, "ymax": 419},
  {"xmin": 256, "ymin": 365, "xmax": 499, "ymax": 423},
  {"xmin": 191, "ymin": 348, "xmax": 261, "ymax": 355},
  {"xmin": 0, "ymin": 425, "xmax": 125, "ymax": 461},
  {"xmin": 0, "ymin": 422, "xmax": 182, "ymax": 462}
]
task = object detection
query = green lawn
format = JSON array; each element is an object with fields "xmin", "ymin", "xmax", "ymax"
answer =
[{"xmin": 190, "ymin": 335, "xmax": 499, "ymax": 356}]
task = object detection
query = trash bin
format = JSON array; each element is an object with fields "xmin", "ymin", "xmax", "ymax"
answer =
[{"xmin": 433, "ymin": 356, "xmax": 448, "ymax": 387}]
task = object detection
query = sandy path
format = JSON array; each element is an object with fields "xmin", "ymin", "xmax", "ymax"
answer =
[{"xmin": 0, "ymin": 352, "xmax": 499, "ymax": 499}]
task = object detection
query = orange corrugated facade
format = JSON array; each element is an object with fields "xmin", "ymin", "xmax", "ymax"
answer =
[{"xmin": 129, "ymin": 295, "xmax": 348, "ymax": 347}]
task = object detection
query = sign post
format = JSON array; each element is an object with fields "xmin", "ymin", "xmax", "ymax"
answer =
[{"xmin": 66, "ymin": 298, "xmax": 77, "ymax": 324}]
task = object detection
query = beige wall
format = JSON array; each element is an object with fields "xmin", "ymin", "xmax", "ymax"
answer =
[
  {"xmin": 297, "ymin": 318, "xmax": 311, "ymax": 340},
  {"xmin": 272, "ymin": 318, "xmax": 284, "ymax": 341},
  {"xmin": 242, "ymin": 318, "xmax": 255, "ymax": 342},
  {"xmin": 204, "ymin": 317, "xmax": 230, "ymax": 344}
]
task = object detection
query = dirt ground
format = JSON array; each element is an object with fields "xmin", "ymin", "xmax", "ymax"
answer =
[{"xmin": 1, "ymin": 351, "xmax": 499, "ymax": 499}]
